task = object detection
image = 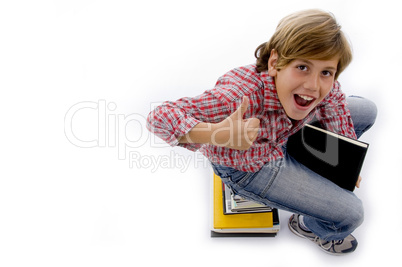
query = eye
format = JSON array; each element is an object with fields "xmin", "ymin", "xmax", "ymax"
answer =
[
  {"xmin": 322, "ymin": 70, "xmax": 333, "ymax": 77},
  {"xmin": 297, "ymin": 65, "xmax": 308, "ymax": 71}
]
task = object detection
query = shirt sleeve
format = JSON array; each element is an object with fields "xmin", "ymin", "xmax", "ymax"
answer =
[
  {"xmin": 315, "ymin": 81, "xmax": 357, "ymax": 140},
  {"xmin": 146, "ymin": 89, "xmax": 231, "ymax": 151}
]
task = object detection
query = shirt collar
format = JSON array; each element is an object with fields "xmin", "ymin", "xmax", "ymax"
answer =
[{"xmin": 261, "ymin": 71, "xmax": 283, "ymax": 111}]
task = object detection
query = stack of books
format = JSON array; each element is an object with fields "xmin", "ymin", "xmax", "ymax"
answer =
[{"xmin": 211, "ymin": 173, "xmax": 280, "ymax": 237}]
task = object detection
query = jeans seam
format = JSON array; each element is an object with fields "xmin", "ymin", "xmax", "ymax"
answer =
[
  {"xmin": 237, "ymin": 172, "xmax": 252, "ymax": 187},
  {"xmin": 261, "ymin": 167, "xmax": 279, "ymax": 196},
  {"xmin": 260, "ymin": 157, "xmax": 283, "ymax": 197}
]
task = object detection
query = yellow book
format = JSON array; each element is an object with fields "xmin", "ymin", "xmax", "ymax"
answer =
[{"xmin": 213, "ymin": 173, "xmax": 273, "ymax": 229}]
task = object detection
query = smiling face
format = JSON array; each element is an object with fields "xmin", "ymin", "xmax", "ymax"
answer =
[{"xmin": 268, "ymin": 50, "xmax": 338, "ymax": 120}]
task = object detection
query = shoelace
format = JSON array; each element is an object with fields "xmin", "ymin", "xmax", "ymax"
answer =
[{"xmin": 314, "ymin": 236, "xmax": 344, "ymax": 250}]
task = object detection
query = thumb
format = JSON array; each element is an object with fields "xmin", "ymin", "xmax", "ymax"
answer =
[{"xmin": 236, "ymin": 96, "xmax": 249, "ymax": 119}]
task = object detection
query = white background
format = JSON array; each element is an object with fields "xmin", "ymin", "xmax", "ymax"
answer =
[{"xmin": 1, "ymin": 0, "xmax": 401, "ymax": 266}]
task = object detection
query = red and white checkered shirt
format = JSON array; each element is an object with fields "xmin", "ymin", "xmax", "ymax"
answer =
[{"xmin": 147, "ymin": 64, "xmax": 356, "ymax": 172}]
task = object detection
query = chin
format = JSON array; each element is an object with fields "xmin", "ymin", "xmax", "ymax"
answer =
[
  {"xmin": 285, "ymin": 108, "xmax": 311, "ymax": 121},
  {"xmin": 287, "ymin": 114, "xmax": 307, "ymax": 121}
]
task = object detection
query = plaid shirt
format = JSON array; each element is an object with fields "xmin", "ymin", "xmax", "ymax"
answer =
[{"xmin": 147, "ymin": 64, "xmax": 356, "ymax": 172}]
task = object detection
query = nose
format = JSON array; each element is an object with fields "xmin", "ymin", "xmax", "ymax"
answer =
[{"xmin": 304, "ymin": 73, "xmax": 320, "ymax": 92}]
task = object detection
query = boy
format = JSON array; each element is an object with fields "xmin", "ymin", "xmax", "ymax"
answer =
[{"xmin": 147, "ymin": 9, "xmax": 377, "ymax": 255}]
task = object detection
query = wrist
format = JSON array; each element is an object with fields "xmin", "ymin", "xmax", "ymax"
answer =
[{"xmin": 179, "ymin": 122, "xmax": 216, "ymax": 144}]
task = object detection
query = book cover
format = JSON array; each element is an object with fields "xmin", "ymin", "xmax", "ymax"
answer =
[
  {"xmin": 287, "ymin": 124, "xmax": 369, "ymax": 191},
  {"xmin": 213, "ymin": 173, "xmax": 274, "ymax": 229}
]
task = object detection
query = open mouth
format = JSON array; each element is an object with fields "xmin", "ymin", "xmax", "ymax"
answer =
[{"xmin": 294, "ymin": 94, "xmax": 316, "ymax": 108}]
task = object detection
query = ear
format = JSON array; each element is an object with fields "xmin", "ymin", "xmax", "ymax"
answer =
[{"xmin": 268, "ymin": 49, "xmax": 278, "ymax": 77}]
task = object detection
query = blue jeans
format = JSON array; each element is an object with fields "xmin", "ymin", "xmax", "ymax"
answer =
[{"xmin": 211, "ymin": 96, "xmax": 377, "ymax": 241}]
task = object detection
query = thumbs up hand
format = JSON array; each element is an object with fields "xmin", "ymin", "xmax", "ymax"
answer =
[{"xmin": 211, "ymin": 96, "xmax": 260, "ymax": 150}]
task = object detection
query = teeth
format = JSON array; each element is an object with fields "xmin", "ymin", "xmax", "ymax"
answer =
[{"xmin": 298, "ymin": 94, "xmax": 314, "ymax": 101}]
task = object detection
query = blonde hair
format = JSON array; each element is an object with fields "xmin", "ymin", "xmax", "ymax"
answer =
[{"xmin": 255, "ymin": 9, "xmax": 352, "ymax": 80}]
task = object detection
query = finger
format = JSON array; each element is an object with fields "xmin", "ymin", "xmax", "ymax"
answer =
[
  {"xmin": 356, "ymin": 175, "xmax": 362, "ymax": 188},
  {"xmin": 245, "ymin": 118, "xmax": 260, "ymax": 141},
  {"xmin": 231, "ymin": 96, "xmax": 250, "ymax": 120},
  {"xmin": 248, "ymin": 129, "xmax": 259, "ymax": 142},
  {"xmin": 248, "ymin": 117, "xmax": 260, "ymax": 128},
  {"xmin": 237, "ymin": 96, "xmax": 249, "ymax": 118},
  {"xmin": 244, "ymin": 118, "xmax": 260, "ymax": 131}
]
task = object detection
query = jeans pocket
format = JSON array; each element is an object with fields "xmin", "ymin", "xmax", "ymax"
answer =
[
  {"xmin": 211, "ymin": 163, "xmax": 255, "ymax": 188},
  {"xmin": 229, "ymin": 171, "xmax": 255, "ymax": 188},
  {"xmin": 211, "ymin": 164, "xmax": 237, "ymax": 178}
]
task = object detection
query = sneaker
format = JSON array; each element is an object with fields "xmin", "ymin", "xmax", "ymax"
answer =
[{"xmin": 288, "ymin": 214, "xmax": 358, "ymax": 255}]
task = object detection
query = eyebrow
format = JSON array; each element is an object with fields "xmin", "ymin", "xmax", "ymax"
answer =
[{"xmin": 299, "ymin": 59, "xmax": 338, "ymax": 71}]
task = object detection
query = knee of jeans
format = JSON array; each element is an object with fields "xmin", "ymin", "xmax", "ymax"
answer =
[
  {"xmin": 340, "ymin": 198, "xmax": 364, "ymax": 229},
  {"xmin": 349, "ymin": 96, "xmax": 378, "ymax": 125},
  {"xmin": 362, "ymin": 98, "xmax": 378, "ymax": 127}
]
